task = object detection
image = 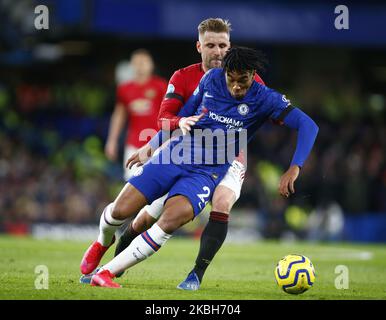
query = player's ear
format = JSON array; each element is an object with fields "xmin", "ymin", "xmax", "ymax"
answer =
[{"xmin": 196, "ymin": 41, "xmax": 202, "ymax": 53}]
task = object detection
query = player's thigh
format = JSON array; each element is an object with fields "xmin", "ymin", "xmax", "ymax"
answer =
[
  {"xmin": 213, "ymin": 160, "xmax": 245, "ymax": 213},
  {"xmin": 128, "ymin": 160, "xmax": 181, "ymax": 210},
  {"xmin": 167, "ymin": 172, "xmax": 218, "ymax": 218},
  {"xmin": 112, "ymin": 183, "xmax": 148, "ymax": 220},
  {"xmin": 157, "ymin": 195, "xmax": 195, "ymax": 234}
]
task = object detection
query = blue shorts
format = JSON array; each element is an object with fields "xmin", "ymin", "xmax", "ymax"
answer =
[{"xmin": 128, "ymin": 156, "xmax": 225, "ymax": 217}]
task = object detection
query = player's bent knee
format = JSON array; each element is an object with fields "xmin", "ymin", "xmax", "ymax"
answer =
[
  {"xmin": 157, "ymin": 197, "xmax": 194, "ymax": 234},
  {"xmin": 157, "ymin": 210, "xmax": 193, "ymax": 234},
  {"xmin": 132, "ymin": 210, "xmax": 156, "ymax": 232},
  {"xmin": 143, "ymin": 211, "xmax": 157, "ymax": 229},
  {"xmin": 111, "ymin": 200, "xmax": 139, "ymax": 221},
  {"xmin": 132, "ymin": 213, "xmax": 148, "ymax": 233},
  {"xmin": 157, "ymin": 214, "xmax": 186, "ymax": 234},
  {"xmin": 111, "ymin": 184, "xmax": 148, "ymax": 220},
  {"xmin": 211, "ymin": 190, "xmax": 236, "ymax": 214},
  {"xmin": 111, "ymin": 203, "xmax": 131, "ymax": 221}
]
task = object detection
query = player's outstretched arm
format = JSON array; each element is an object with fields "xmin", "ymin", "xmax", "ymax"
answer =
[
  {"xmin": 279, "ymin": 107, "xmax": 319, "ymax": 197},
  {"xmin": 278, "ymin": 165, "xmax": 300, "ymax": 198}
]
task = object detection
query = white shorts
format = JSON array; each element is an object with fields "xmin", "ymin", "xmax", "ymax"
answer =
[
  {"xmin": 123, "ymin": 145, "xmax": 139, "ymax": 181},
  {"xmin": 138, "ymin": 160, "xmax": 246, "ymax": 220},
  {"xmin": 217, "ymin": 160, "xmax": 246, "ymax": 201}
]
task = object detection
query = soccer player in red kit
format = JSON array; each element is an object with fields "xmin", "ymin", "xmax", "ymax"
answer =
[
  {"xmin": 80, "ymin": 18, "xmax": 264, "ymax": 290},
  {"xmin": 105, "ymin": 49, "xmax": 168, "ymax": 180}
]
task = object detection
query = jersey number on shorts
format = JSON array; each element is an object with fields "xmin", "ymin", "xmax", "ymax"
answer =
[{"xmin": 197, "ymin": 186, "xmax": 211, "ymax": 210}]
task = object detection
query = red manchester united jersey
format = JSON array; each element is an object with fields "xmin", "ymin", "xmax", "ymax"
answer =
[
  {"xmin": 158, "ymin": 63, "xmax": 265, "ymax": 166},
  {"xmin": 117, "ymin": 75, "xmax": 167, "ymax": 148},
  {"xmin": 158, "ymin": 63, "xmax": 265, "ymax": 130}
]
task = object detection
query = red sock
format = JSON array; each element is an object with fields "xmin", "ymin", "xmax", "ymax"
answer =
[{"xmin": 209, "ymin": 211, "xmax": 229, "ymax": 223}]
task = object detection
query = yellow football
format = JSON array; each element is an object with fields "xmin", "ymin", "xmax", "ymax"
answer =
[{"xmin": 274, "ymin": 254, "xmax": 316, "ymax": 294}]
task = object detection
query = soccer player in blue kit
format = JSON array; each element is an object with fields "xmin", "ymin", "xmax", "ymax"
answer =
[{"xmin": 80, "ymin": 47, "xmax": 319, "ymax": 288}]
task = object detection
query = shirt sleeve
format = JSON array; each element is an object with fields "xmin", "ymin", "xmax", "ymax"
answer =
[
  {"xmin": 159, "ymin": 69, "xmax": 208, "ymax": 129},
  {"xmin": 177, "ymin": 78, "xmax": 205, "ymax": 117},
  {"xmin": 158, "ymin": 78, "xmax": 168, "ymax": 99},
  {"xmin": 157, "ymin": 70, "xmax": 187, "ymax": 130},
  {"xmin": 163, "ymin": 70, "xmax": 186, "ymax": 104},
  {"xmin": 283, "ymin": 107, "xmax": 319, "ymax": 168},
  {"xmin": 264, "ymin": 88, "xmax": 293, "ymax": 122}
]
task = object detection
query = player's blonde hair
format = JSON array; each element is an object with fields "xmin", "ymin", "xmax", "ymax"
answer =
[{"xmin": 197, "ymin": 18, "xmax": 232, "ymax": 36}]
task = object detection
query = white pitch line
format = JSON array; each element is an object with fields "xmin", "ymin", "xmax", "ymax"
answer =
[{"xmin": 309, "ymin": 251, "xmax": 374, "ymax": 261}]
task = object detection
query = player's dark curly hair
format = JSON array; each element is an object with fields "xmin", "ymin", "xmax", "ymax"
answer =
[{"xmin": 222, "ymin": 46, "xmax": 267, "ymax": 74}]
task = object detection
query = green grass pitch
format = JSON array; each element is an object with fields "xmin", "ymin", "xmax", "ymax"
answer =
[{"xmin": 0, "ymin": 235, "xmax": 385, "ymax": 300}]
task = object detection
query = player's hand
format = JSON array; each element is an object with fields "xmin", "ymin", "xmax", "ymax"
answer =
[
  {"xmin": 125, "ymin": 143, "xmax": 154, "ymax": 169},
  {"xmin": 278, "ymin": 165, "xmax": 300, "ymax": 198},
  {"xmin": 178, "ymin": 112, "xmax": 206, "ymax": 135},
  {"xmin": 105, "ymin": 140, "xmax": 118, "ymax": 161}
]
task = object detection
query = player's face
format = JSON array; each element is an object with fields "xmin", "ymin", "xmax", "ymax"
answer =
[
  {"xmin": 225, "ymin": 70, "xmax": 255, "ymax": 100},
  {"xmin": 197, "ymin": 32, "xmax": 230, "ymax": 72},
  {"xmin": 131, "ymin": 53, "xmax": 154, "ymax": 79}
]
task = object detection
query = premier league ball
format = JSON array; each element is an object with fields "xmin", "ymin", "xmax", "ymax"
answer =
[{"xmin": 274, "ymin": 254, "xmax": 316, "ymax": 294}]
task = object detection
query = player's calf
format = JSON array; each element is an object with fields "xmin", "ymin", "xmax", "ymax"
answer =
[
  {"xmin": 180, "ymin": 186, "xmax": 236, "ymax": 287},
  {"xmin": 81, "ymin": 184, "xmax": 148, "ymax": 275},
  {"xmin": 93, "ymin": 196, "xmax": 194, "ymax": 282},
  {"xmin": 114, "ymin": 209, "xmax": 157, "ymax": 277},
  {"xmin": 96, "ymin": 223, "xmax": 172, "ymax": 279},
  {"xmin": 115, "ymin": 211, "xmax": 154, "ymax": 257}
]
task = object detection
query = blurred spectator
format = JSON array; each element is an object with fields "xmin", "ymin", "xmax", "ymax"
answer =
[{"xmin": 104, "ymin": 49, "xmax": 168, "ymax": 180}]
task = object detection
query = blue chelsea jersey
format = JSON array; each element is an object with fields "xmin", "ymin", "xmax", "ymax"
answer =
[{"xmin": 167, "ymin": 68, "xmax": 291, "ymax": 174}]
